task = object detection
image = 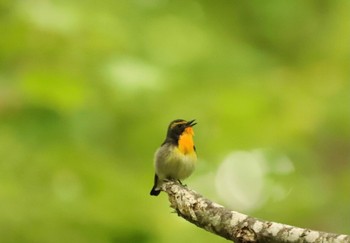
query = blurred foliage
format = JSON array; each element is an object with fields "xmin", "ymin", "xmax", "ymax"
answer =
[{"xmin": 0, "ymin": 0, "xmax": 349, "ymax": 242}]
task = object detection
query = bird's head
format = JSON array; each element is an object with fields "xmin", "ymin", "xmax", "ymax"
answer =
[{"xmin": 166, "ymin": 119, "xmax": 196, "ymax": 141}]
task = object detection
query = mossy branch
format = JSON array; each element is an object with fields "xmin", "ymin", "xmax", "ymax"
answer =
[{"xmin": 161, "ymin": 181, "xmax": 350, "ymax": 243}]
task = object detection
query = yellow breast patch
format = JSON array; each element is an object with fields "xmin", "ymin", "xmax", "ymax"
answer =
[{"xmin": 178, "ymin": 127, "xmax": 195, "ymax": 154}]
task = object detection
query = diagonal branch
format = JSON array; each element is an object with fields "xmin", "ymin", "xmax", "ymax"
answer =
[{"xmin": 161, "ymin": 181, "xmax": 350, "ymax": 243}]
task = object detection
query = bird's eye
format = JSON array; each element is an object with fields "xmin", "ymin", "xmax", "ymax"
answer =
[{"xmin": 176, "ymin": 124, "xmax": 183, "ymax": 130}]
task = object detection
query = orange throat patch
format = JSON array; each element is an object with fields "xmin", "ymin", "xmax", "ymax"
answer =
[{"xmin": 178, "ymin": 127, "xmax": 195, "ymax": 154}]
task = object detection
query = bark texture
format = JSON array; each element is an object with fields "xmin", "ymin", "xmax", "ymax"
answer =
[{"xmin": 161, "ymin": 181, "xmax": 350, "ymax": 243}]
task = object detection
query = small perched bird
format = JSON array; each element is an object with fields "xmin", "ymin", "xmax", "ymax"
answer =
[{"xmin": 150, "ymin": 119, "xmax": 197, "ymax": 196}]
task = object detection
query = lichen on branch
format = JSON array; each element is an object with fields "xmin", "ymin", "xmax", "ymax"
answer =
[{"xmin": 161, "ymin": 181, "xmax": 350, "ymax": 243}]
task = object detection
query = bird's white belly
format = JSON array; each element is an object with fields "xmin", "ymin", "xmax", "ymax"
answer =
[{"xmin": 156, "ymin": 147, "xmax": 197, "ymax": 180}]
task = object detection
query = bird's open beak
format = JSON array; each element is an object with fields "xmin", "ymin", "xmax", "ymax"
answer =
[{"xmin": 186, "ymin": 119, "xmax": 197, "ymax": 127}]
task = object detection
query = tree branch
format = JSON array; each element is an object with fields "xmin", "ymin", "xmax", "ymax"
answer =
[{"xmin": 161, "ymin": 181, "xmax": 350, "ymax": 243}]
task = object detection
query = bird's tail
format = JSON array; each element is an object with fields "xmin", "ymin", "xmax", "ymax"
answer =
[{"xmin": 150, "ymin": 174, "xmax": 161, "ymax": 196}]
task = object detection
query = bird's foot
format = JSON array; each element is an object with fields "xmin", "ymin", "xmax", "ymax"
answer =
[
  {"xmin": 164, "ymin": 178, "xmax": 178, "ymax": 183},
  {"xmin": 177, "ymin": 179, "xmax": 187, "ymax": 187}
]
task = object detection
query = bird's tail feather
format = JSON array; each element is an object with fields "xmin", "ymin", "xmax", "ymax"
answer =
[{"xmin": 150, "ymin": 174, "xmax": 161, "ymax": 196}]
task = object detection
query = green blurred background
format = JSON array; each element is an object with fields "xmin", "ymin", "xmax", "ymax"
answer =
[{"xmin": 0, "ymin": 0, "xmax": 349, "ymax": 242}]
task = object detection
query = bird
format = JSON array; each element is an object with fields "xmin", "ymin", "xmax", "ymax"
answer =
[{"xmin": 150, "ymin": 119, "xmax": 197, "ymax": 196}]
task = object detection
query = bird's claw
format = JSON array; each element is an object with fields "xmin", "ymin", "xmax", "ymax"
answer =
[{"xmin": 164, "ymin": 178, "xmax": 187, "ymax": 186}]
